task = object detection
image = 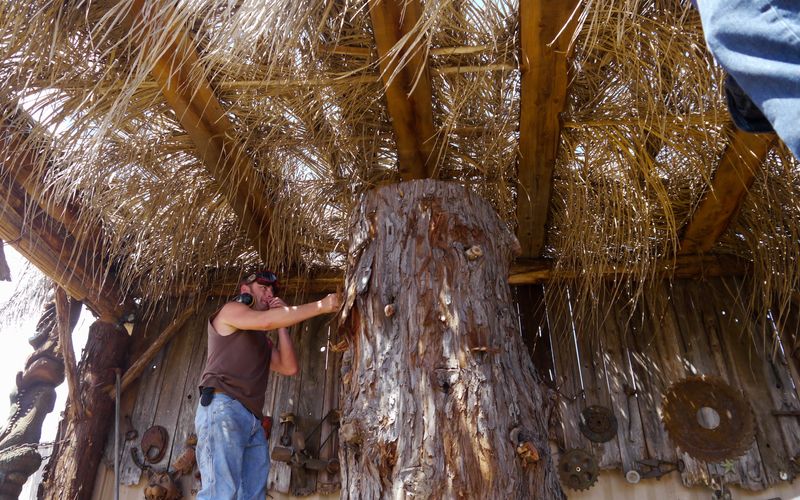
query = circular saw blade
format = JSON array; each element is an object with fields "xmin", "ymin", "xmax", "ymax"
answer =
[
  {"xmin": 579, "ymin": 405, "xmax": 617, "ymax": 443},
  {"xmin": 662, "ymin": 375, "xmax": 755, "ymax": 463},
  {"xmin": 558, "ymin": 448, "xmax": 599, "ymax": 491}
]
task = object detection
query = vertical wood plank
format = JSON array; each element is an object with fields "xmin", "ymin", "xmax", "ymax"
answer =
[
  {"xmin": 165, "ymin": 302, "xmax": 212, "ymax": 468},
  {"xmin": 516, "ymin": 285, "xmax": 556, "ymax": 386},
  {"xmin": 705, "ymin": 278, "xmax": 779, "ymax": 487},
  {"xmin": 546, "ymin": 285, "xmax": 586, "ymax": 453},
  {"xmin": 318, "ymin": 345, "xmax": 342, "ymax": 493},
  {"xmin": 600, "ymin": 286, "xmax": 646, "ymax": 476},
  {"xmin": 574, "ymin": 291, "xmax": 620, "ymax": 469},
  {"xmin": 651, "ymin": 282, "xmax": 708, "ymax": 486},
  {"xmin": 267, "ymin": 317, "xmax": 310, "ymax": 493},
  {"xmin": 680, "ymin": 280, "xmax": 755, "ymax": 489},
  {"xmin": 143, "ymin": 311, "xmax": 198, "ymax": 473},
  {"xmin": 290, "ymin": 306, "xmax": 331, "ymax": 495},
  {"xmin": 118, "ymin": 313, "xmax": 172, "ymax": 485},
  {"xmin": 629, "ymin": 286, "xmax": 678, "ymax": 466}
]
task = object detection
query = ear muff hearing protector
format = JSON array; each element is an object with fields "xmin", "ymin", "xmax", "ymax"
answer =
[{"xmin": 233, "ymin": 293, "xmax": 254, "ymax": 306}]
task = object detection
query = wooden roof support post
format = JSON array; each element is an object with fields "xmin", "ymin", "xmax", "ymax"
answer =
[
  {"xmin": 369, "ymin": 0, "xmax": 438, "ymax": 180},
  {"xmin": 55, "ymin": 287, "xmax": 84, "ymax": 419},
  {"xmin": 516, "ymin": 0, "xmax": 580, "ymax": 258},
  {"xmin": 123, "ymin": 4, "xmax": 275, "ymax": 260},
  {"xmin": 679, "ymin": 129, "xmax": 774, "ymax": 254}
]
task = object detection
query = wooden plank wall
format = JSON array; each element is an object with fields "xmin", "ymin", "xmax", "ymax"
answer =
[
  {"xmin": 102, "ymin": 294, "xmax": 342, "ymax": 496},
  {"xmin": 519, "ymin": 277, "xmax": 800, "ymax": 492}
]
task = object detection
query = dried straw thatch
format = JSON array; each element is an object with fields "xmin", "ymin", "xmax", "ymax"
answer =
[{"xmin": 0, "ymin": 0, "xmax": 798, "ymax": 331}]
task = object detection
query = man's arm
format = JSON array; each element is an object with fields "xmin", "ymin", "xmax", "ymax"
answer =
[
  {"xmin": 213, "ymin": 293, "xmax": 340, "ymax": 336},
  {"xmin": 267, "ymin": 297, "xmax": 300, "ymax": 375},
  {"xmin": 270, "ymin": 327, "xmax": 299, "ymax": 376}
]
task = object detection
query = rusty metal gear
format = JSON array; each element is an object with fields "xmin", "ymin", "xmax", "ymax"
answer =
[
  {"xmin": 558, "ymin": 448, "xmax": 599, "ymax": 491},
  {"xmin": 579, "ymin": 405, "xmax": 617, "ymax": 443},
  {"xmin": 662, "ymin": 375, "xmax": 755, "ymax": 463}
]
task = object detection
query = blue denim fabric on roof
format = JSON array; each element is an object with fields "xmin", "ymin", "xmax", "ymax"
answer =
[
  {"xmin": 195, "ymin": 393, "xmax": 270, "ymax": 500},
  {"xmin": 695, "ymin": 0, "xmax": 800, "ymax": 160}
]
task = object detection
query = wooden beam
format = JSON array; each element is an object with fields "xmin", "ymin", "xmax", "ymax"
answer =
[
  {"xmin": 516, "ymin": 0, "xmax": 580, "ymax": 258},
  {"xmin": 55, "ymin": 287, "xmax": 84, "ymax": 419},
  {"xmin": 122, "ymin": 3, "xmax": 275, "ymax": 260},
  {"xmin": 679, "ymin": 129, "xmax": 774, "ymax": 254},
  {"xmin": 510, "ymin": 253, "xmax": 750, "ymax": 285},
  {"xmin": 0, "ymin": 113, "xmax": 106, "ymax": 258},
  {"xmin": 192, "ymin": 254, "xmax": 750, "ymax": 296},
  {"xmin": 369, "ymin": 0, "xmax": 438, "ymax": 180},
  {"xmin": 0, "ymin": 129, "xmax": 129, "ymax": 322}
]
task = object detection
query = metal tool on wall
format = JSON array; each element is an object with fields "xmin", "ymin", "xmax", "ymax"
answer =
[
  {"xmin": 624, "ymin": 458, "xmax": 685, "ymax": 483},
  {"xmin": 558, "ymin": 448, "xmax": 599, "ymax": 491},
  {"xmin": 271, "ymin": 409, "xmax": 341, "ymax": 473},
  {"xmin": 578, "ymin": 405, "xmax": 617, "ymax": 443},
  {"xmin": 661, "ymin": 376, "xmax": 756, "ymax": 463}
]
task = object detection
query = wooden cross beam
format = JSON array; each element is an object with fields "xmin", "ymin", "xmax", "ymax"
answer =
[
  {"xmin": 516, "ymin": 0, "xmax": 580, "ymax": 258},
  {"xmin": 369, "ymin": 0, "xmax": 438, "ymax": 180},
  {"xmin": 679, "ymin": 129, "xmax": 774, "ymax": 254},
  {"xmin": 191, "ymin": 253, "xmax": 749, "ymax": 296},
  {"xmin": 122, "ymin": 3, "xmax": 275, "ymax": 261},
  {"xmin": 0, "ymin": 120, "xmax": 129, "ymax": 322}
]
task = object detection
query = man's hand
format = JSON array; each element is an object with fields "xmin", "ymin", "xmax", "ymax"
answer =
[
  {"xmin": 321, "ymin": 292, "xmax": 341, "ymax": 313},
  {"xmin": 268, "ymin": 296, "xmax": 288, "ymax": 309}
]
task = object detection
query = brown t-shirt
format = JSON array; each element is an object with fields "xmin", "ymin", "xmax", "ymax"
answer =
[{"xmin": 198, "ymin": 315, "xmax": 273, "ymax": 418}]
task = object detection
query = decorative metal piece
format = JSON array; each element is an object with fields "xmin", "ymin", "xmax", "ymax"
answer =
[
  {"xmin": 625, "ymin": 470, "xmax": 640, "ymax": 484},
  {"xmin": 635, "ymin": 458, "xmax": 685, "ymax": 480},
  {"xmin": 558, "ymin": 448, "xmax": 599, "ymax": 491},
  {"xmin": 662, "ymin": 376, "xmax": 755, "ymax": 463},
  {"xmin": 579, "ymin": 405, "xmax": 618, "ymax": 443},
  {"xmin": 141, "ymin": 425, "xmax": 170, "ymax": 464}
]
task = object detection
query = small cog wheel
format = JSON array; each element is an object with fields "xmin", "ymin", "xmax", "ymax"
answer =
[{"xmin": 558, "ymin": 448, "xmax": 599, "ymax": 491}]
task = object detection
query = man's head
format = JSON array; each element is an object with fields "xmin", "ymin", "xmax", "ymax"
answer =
[{"xmin": 238, "ymin": 270, "xmax": 279, "ymax": 310}]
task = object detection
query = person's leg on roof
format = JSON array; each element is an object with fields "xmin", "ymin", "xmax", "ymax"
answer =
[{"xmin": 695, "ymin": 0, "xmax": 800, "ymax": 159}]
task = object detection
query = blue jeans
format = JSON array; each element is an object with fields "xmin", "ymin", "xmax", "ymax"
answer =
[
  {"xmin": 695, "ymin": 0, "xmax": 800, "ymax": 160},
  {"xmin": 195, "ymin": 393, "xmax": 270, "ymax": 500}
]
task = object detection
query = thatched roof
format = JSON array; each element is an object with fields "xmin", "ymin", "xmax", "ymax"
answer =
[{"xmin": 0, "ymin": 0, "xmax": 797, "ymax": 325}]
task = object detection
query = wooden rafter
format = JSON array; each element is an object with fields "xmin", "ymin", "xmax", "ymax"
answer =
[
  {"xmin": 195, "ymin": 253, "xmax": 749, "ymax": 295},
  {"xmin": 123, "ymin": 3, "xmax": 274, "ymax": 260},
  {"xmin": 516, "ymin": 0, "xmax": 580, "ymax": 258},
  {"xmin": 679, "ymin": 129, "xmax": 774, "ymax": 254},
  {"xmin": 0, "ymin": 122, "xmax": 129, "ymax": 322},
  {"xmin": 369, "ymin": 0, "xmax": 437, "ymax": 180}
]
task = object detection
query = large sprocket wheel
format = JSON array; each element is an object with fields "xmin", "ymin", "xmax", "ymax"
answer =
[
  {"xmin": 662, "ymin": 375, "xmax": 756, "ymax": 463},
  {"xmin": 558, "ymin": 448, "xmax": 599, "ymax": 491}
]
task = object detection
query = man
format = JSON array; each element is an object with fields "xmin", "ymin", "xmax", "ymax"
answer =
[
  {"xmin": 195, "ymin": 270, "xmax": 341, "ymax": 499},
  {"xmin": 693, "ymin": 0, "xmax": 800, "ymax": 160}
]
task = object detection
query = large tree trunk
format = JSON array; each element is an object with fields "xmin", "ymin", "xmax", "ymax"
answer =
[
  {"xmin": 338, "ymin": 180, "xmax": 563, "ymax": 498},
  {"xmin": 40, "ymin": 320, "xmax": 130, "ymax": 500}
]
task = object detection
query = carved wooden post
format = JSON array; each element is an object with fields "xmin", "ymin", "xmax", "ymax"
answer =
[
  {"xmin": 0, "ymin": 294, "xmax": 79, "ymax": 500},
  {"xmin": 40, "ymin": 320, "xmax": 130, "ymax": 500},
  {"xmin": 338, "ymin": 180, "xmax": 562, "ymax": 498}
]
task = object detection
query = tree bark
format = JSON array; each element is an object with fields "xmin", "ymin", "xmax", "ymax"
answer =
[
  {"xmin": 338, "ymin": 180, "xmax": 563, "ymax": 499},
  {"xmin": 40, "ymin": 320, "xmax": 130, "ymax": 500}
]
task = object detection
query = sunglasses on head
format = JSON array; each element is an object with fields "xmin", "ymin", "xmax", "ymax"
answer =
[{"xmin": 244, "ymin": 271, "xmax": 278, "ymax": 286}]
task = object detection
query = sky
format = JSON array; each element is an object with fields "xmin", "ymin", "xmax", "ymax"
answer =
[{"xmin": 0, "ymin": 246, "xmax": 90, "ymax": 498}]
